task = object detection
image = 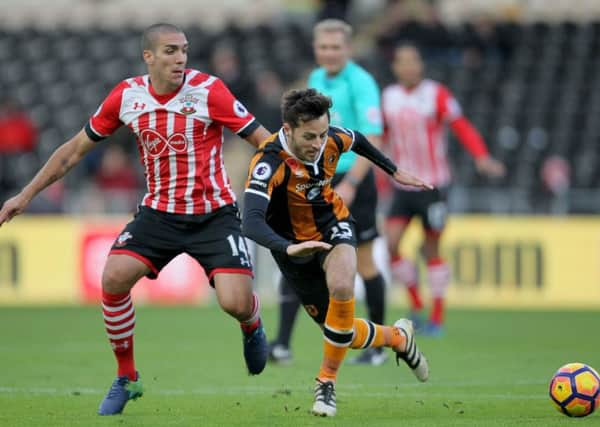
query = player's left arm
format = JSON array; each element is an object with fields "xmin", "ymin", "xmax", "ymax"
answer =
[
  {"xmin": 351, "ymin": 130, "xmax": 432, "ymax": 190},
  {"xmin": 439, "ymin": 86, "xmax": 506, "ymax": 178},
  {"xmin": 243, "ymin": 126, "xmax": 272, "ymax": 148}
]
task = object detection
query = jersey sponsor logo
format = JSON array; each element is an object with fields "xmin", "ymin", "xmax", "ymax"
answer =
[
  {"xmin": 306, "ymin": 187, "xmax": 321, "ymax": 200},
  {"xmin": 295, "ymin": 177, "xmax": 331, "ymax": 193},
  {"xmin": 252, "ymin": 162, "xmax": 272, "ymax": 180},
  {"xmin": 233, "ymin": 100, "xmax": 249, "ymax": 118},
  {"xmin": 178, "ymin": 94, "xmax": 198, "ymax": 115},
  {"xmin": 249, "ymin": 179, "xmax": 267, "ymax": 188},
  {"xmin": 140, "ymin": 129, "xmax": 189, "ymax": 158},
  {"xmin": 115, "ymin": 231, "xmax": 133, "ymax": 247}
]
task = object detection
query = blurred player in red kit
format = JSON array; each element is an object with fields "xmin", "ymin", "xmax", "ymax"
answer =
[
  {"xmin": 382, "ymin": 43, "xmax": 505, "ymax": 336},
  {"xmin": 0, "ymin": 23, "xmax": 271, "ymax": 415}
]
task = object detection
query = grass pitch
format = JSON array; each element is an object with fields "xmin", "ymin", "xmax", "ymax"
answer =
[{"xmin": 0, "ymin": 305, "xmax": 598, "ymax": 426}]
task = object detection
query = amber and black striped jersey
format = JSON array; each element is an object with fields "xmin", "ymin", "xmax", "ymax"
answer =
[{"xmin": 242, "ymin": 126, "xmax": 397, "ymax": 253}]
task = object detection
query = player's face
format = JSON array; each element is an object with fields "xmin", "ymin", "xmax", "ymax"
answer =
[
  {"xmin": 285, "ymin": 114, "xmax": 330, "ymax": 162},
  {"xmin": 144, "ymin": 32, "xmax": 188, "ymax": 90},
  {"xmin": 392, "ymin": 46, "xmax": 424, "ymax": 88},
  {"xmin": 313, "ymin": 30, "xmax": 351, "ymax": 75}
]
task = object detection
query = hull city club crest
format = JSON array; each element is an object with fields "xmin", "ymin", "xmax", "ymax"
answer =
[{"xmin": 179, "ymin": 94, "xmax": 199, "ymax": 115}]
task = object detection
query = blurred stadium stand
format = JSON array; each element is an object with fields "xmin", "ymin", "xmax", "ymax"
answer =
[{"xmin": 1, "ymin": 0, "xmax": 599, "ymax": 214}]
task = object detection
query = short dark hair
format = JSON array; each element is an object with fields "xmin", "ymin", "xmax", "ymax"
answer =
[
  {"xmin": 281, "ymin": 88, "xmax": 332, "ymax": 128},
  {"xmin": 141, "ymin": 23, "xmax": 184, "ymax": 52},
  {"xmin": 394, "ymin": 40, "xmax": 422, "ymax": 54}
]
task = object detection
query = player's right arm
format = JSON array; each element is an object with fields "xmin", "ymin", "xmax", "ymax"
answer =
[
  {"xmin": 437, "ymin": 84, "xmax": 505, "ymax": 178},
  {"xmin": 0, "ymin": 129, "xmax": 96, "ymax": 226}
]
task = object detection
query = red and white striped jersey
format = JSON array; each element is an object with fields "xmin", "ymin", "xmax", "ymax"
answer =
[
  {"xmin": 86, "ymin": 69, "xmax": 258, "ymax": 214},
  {"xmin": 382, "ymin": 79, "xmax": 462, "ymax": 188}
]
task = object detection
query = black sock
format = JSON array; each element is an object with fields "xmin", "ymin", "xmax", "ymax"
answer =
[
  {"xmin": 275, "ymin": 277, "xmax": 301, "ymax": 348},
  {"xmin": 364, "ymin": 273, "xmax": 385, "ymax": 326}
]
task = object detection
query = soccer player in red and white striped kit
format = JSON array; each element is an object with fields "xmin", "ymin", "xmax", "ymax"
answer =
[
  {"xmin": 0, "ymin": 23, "xmax": 271, "ymax": 415},
  {"xmin": 382, "ymin": 43, "xmax": 505, "ymax": 335}
]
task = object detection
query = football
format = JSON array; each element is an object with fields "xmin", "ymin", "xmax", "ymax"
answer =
[{"xmin": 549, "ymin": 362, "xmax": 600, "ymax": 417}]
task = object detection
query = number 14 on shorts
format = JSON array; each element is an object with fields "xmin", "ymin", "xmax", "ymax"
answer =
[{"xmin": 227, "ymin": 234, "xmax": 252, "ymax": 267}]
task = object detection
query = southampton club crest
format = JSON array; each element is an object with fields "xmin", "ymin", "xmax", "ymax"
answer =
[{"xmin": 179, "ymin": 94, "xmax": 199, "ymax": 115}]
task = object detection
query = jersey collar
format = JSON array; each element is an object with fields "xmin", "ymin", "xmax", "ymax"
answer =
[
  {"xmin": 147, "ymin": 73, "xmax": 186, "ymax": 105},
  {"xmin": 278, "ymin": 128, "xmax": 326, "ymax": 174}
]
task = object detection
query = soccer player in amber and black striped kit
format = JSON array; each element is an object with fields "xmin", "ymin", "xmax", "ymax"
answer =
[
  {"xmin": 243, "ymin": 88, "xmax": 430, "ymax": 417},
  {"xmin": 0, "ymin": 23, "xmax": 270, "ymax": 415}
]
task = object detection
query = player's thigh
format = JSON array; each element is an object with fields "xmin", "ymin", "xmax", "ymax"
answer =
[
  {"xmin": 323, "ymin": 243, "xmax": 357, "ymax": 299},
  {"xmin": 102, "ymin": 254, "xmax": 152, "ymax": 294},
  {"xmin": 386, "ymin": 188, "xmax": 415, "ymax": 249},
  {"xmin": 272, "ymin": 252, "xmax": 330, "ymax": 325},
  {"xmin": 109, "ymin": 207, "xmax": 184, "ymax": 280},
  {"xmin": 213, "ymin": 272, "xmax": 254, "ymax": 317},
  {"xmin": 185, "ymin": 205, "xmax": 253, "ymax": 286},
  {"xmin": 385, "ymin": 218, "xmax": 410, "ymax": 254},
  {"xmin": 418, "ymin": 188, "xmax": 448, "ymax": 234}
]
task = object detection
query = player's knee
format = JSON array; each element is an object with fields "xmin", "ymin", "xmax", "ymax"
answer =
[
  {"xmin": 219, "ymin": 295, "xmax": 252, "ymax": 320},
  {"xmin": 101, "ymin": 265, "xmax": 135, "ymax": 294},
  {"xmin": 328, "ymin": 280, "xmax": 354, "ymax": 300},
  {"xmin": 327, "ymin": 268, "xmax": 355, "ymax": 299}
]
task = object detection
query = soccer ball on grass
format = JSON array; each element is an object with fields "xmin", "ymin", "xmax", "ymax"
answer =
[{"xmin": 549, "ymin": 362, "xmax": 600, "ymax": 417}]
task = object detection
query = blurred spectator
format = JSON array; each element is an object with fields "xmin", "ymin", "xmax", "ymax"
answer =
[
  {"xmin": 26, "ymin": 181, "xmax": 65, "ymax": 214},
  {"xmin": 93, "ymin": 144, "xmax": 142, "ymax": 213},
  {"xmin": 376, "ymin": 0, "xmax": 456, "ymax": 62},
  {"xmin": 0, "ymin": 97, "xmax": 39, "ymax": 203},
  {"xmin": 210, "ymin": 43, "xmax": 254, "ymax": 104},
  {"xmin": 95, "ymin": 144, "xmax": 140, "ymax": 213},
  {"xmin": 461, "ymin": 13, "xmax": 513, "ymax": 67},
  {"xmin": 540, "ymin": 155, "xmax": 571, "ymax": 215},
  {"xmin": 0, "ymin": 97, "xmax": 37, "ymax": 153},
  {"xmin": 248, "ymin": 69, "xmax": 285, "ymax": 133},
  {"xmin": 316, "ymin": 0, "xmax": 351, "ymax": 22}
]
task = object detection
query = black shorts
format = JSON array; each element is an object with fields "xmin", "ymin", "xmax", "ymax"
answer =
[
  {"xmin": 387, "ymin": 187, "xmax": 448, "ymax": 232},
  {"xmin": 271, "ymin": 218, "xmax": 357, "ymax": 324},
  {"xmin": 110, "ymin": 205, "xmax": 253, "ymax": 284},
  {"xmin": 332, "ymin": 168, "xmax": 378, "ymax": 244}
]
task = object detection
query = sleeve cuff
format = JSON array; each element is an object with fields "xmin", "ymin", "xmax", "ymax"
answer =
[
  {"xmin": 237, "ymin": 119, "xmax": 260, "ymax": 138},
  {"xmin": 84, "ymin": 123, "xmax": 105, "ymax": 142}
]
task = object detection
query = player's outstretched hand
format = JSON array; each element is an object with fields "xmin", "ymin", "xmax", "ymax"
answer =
[
  {"xmin": 286, "ymin": 241, "xmax": 333, "ymax": 257},
  {"xmin": 392, "ymin": 169, "xmax": 434, "ymax": 190},
  {"xmin": 475, "ymin": 156, "xmax": 506, "ymax": 178},
  {"xmin": 0, "ymin": 193, "xmax": 30, "ymax": 227}
]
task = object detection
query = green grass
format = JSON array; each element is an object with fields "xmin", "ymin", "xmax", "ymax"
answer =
[{"xmin": 0, "ymin": 306, "xmax": 599, "ymax": 426}]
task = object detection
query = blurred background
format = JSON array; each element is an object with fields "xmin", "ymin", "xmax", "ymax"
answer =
[{"xmin": 0, "ymin": 0, "xmax": 599, "ymax": 308}]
